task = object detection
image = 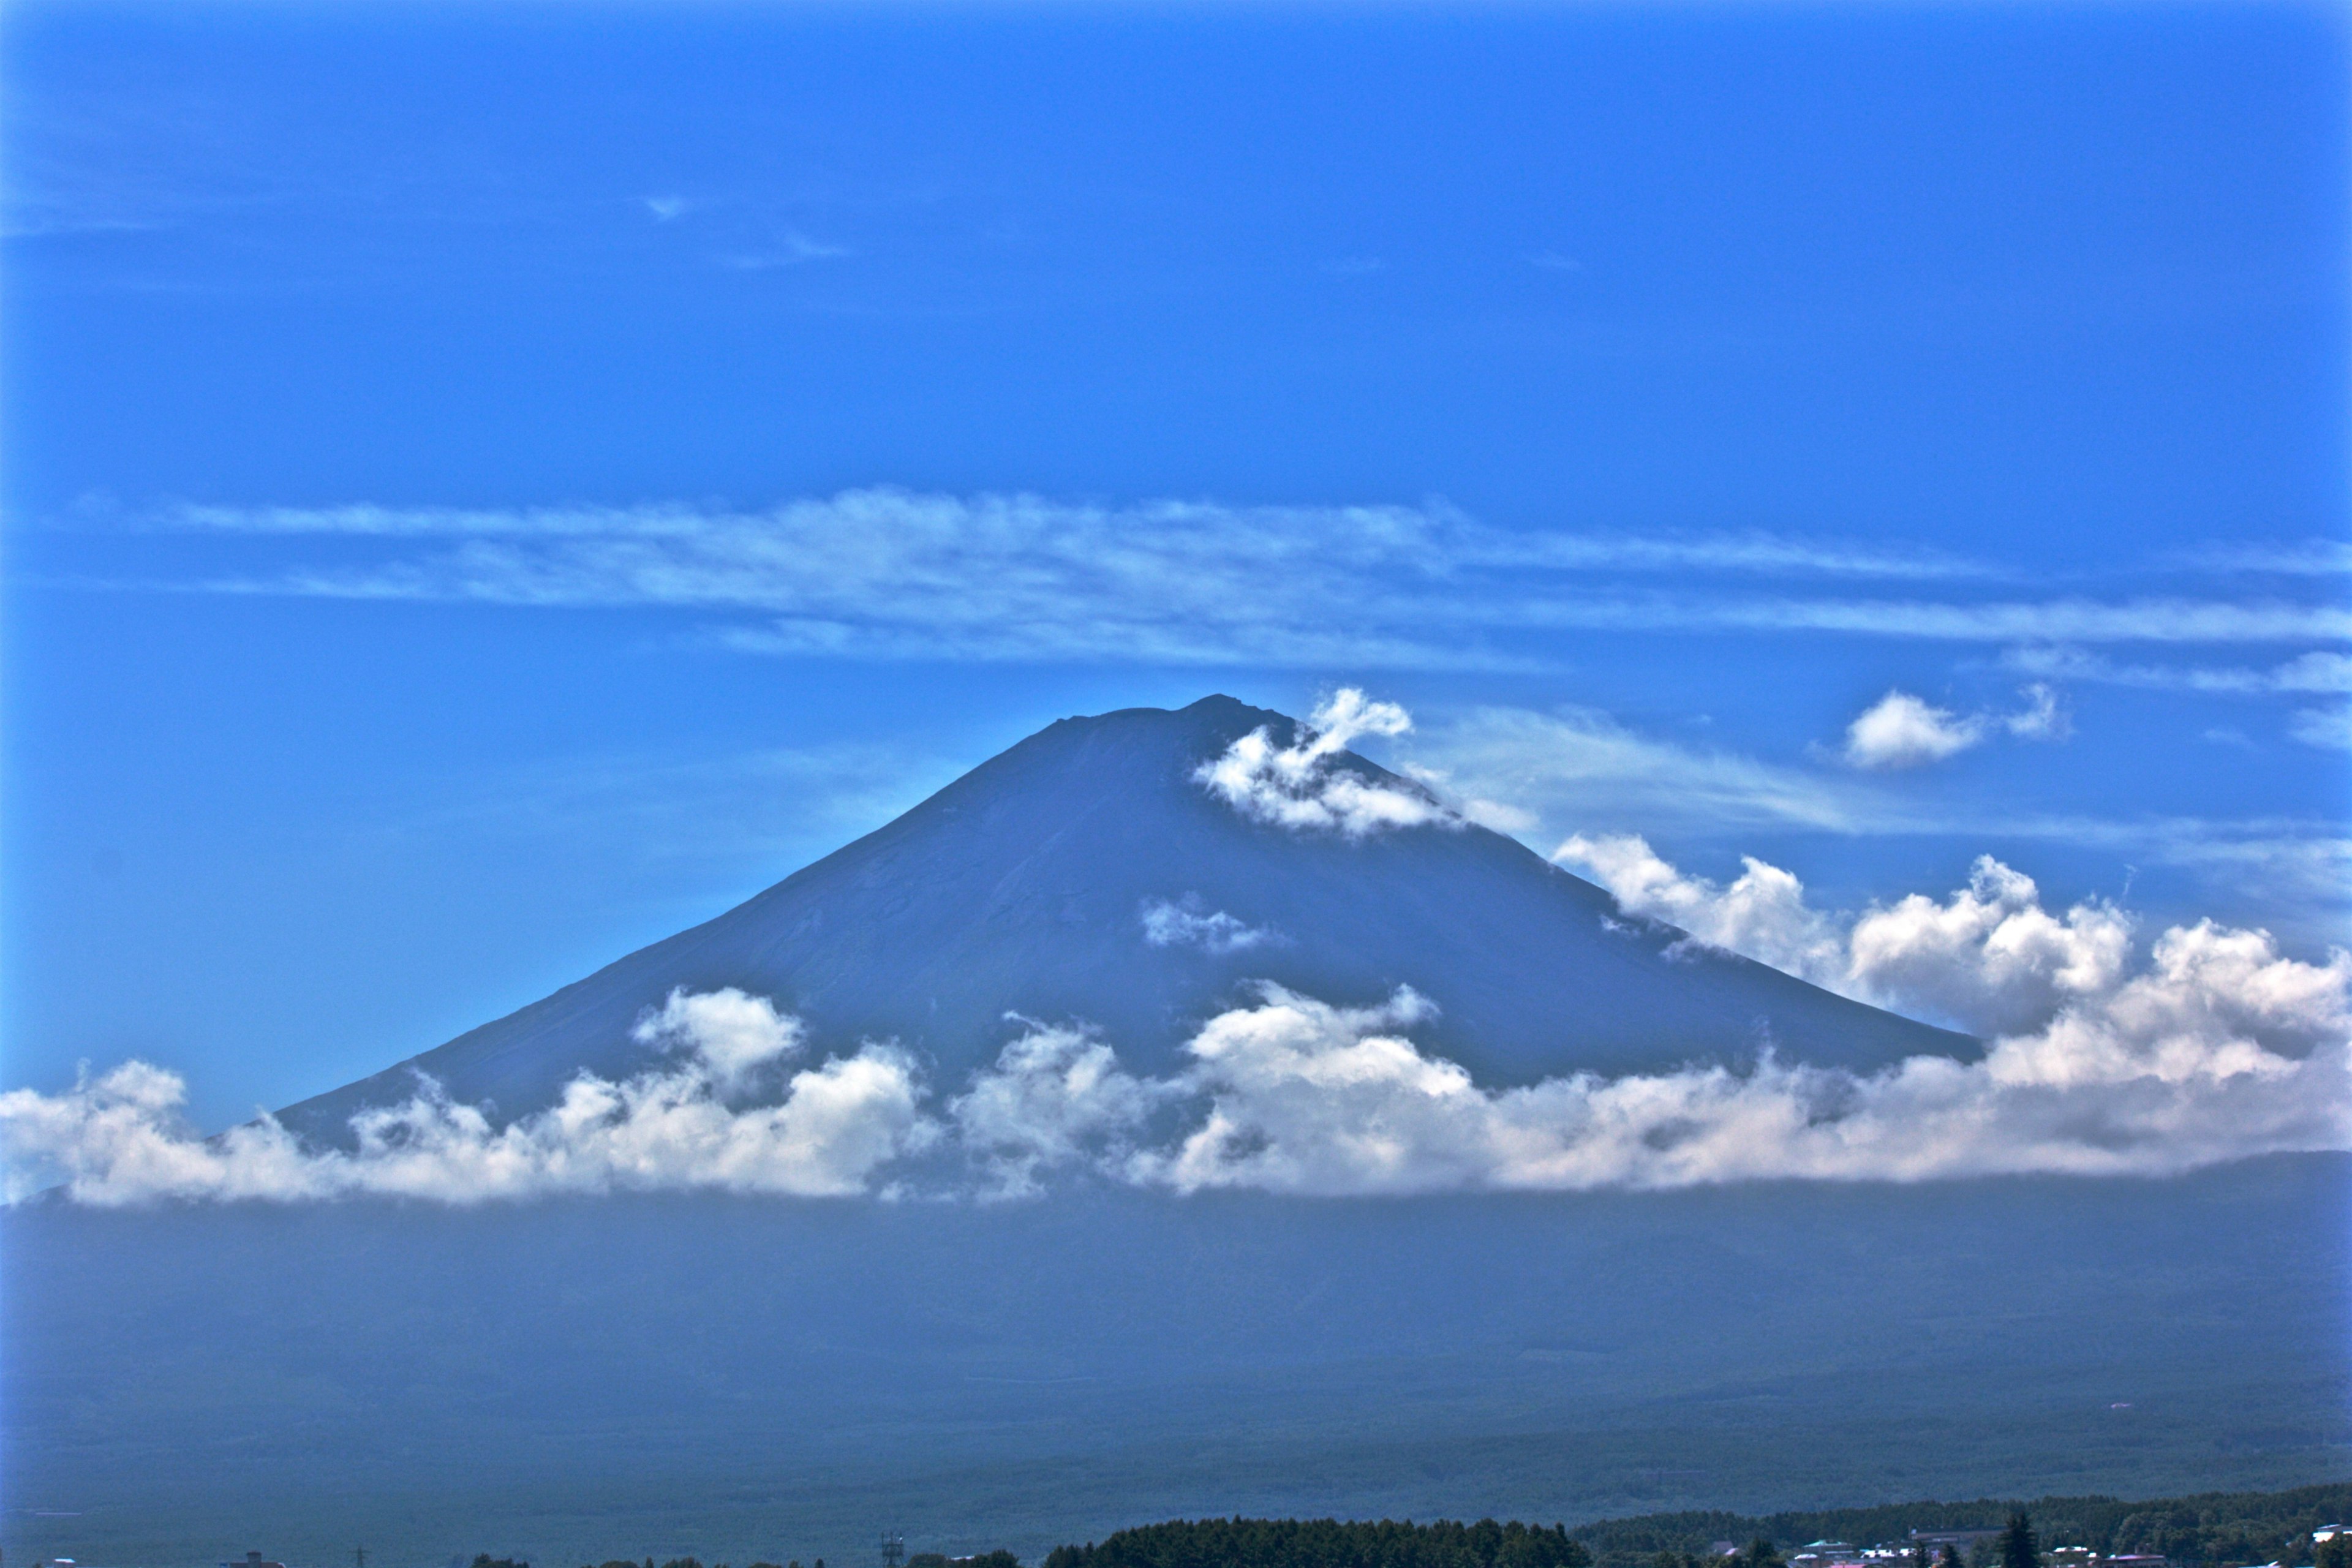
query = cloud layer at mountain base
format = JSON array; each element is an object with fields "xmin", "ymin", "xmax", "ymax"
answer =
[
  {"xmin": 7, "ymin": 854, "xmax": 2346, "ymax": 1206},
  {"xmin": 1, "ymin": 990, "xmax": 932, "ymax": 1206}
]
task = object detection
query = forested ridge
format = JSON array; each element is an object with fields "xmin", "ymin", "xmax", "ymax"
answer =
[
  {"xmin": 1042, "ymin": 1518, "xmax": 1590, "ymax": 1568},
  {"xmin": 1564, "ymin": 1480, "xmax": 2352, "ymax": 1568},
  {"xmin": 1038, "ymin": 1483, "xmax": 2352, "ymax": 1568}
]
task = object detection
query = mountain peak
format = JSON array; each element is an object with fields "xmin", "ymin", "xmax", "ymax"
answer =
[{"xmin": 276, "ymin": 698, "xmax": 1969, "ymax": 1144}]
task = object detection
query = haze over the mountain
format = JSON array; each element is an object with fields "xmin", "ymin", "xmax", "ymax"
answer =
[{"xmin": 280, "ymin": 696, "xmax": 1966, "ymax": 1143}]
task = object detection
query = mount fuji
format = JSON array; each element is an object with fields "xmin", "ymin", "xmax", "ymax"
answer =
[
  {"xmin": 9, "ymin": 698, "xmax": 2343, "ymax": 1568},
  {"xmin": 279, "ymin": 695, "xmax": 1965, "ymax": 1143}
]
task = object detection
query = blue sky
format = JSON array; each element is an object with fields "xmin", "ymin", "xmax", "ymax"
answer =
[{"xmin": 4, "ymin": 0, "xmax": 2347, "ymax": 1132}]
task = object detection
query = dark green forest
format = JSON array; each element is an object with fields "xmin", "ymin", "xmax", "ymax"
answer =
[
  {"xmin": 1562, "ymin": 1480, "xmax": 2352, "ymax": 1568},
  {"xmin": 1042, "ymin": 1518, "xmax": 1592, "ymax": 1568},
  {"xmin": 1032, "ymin": 1484, "xmax": 2352, "ymax": 1568}
]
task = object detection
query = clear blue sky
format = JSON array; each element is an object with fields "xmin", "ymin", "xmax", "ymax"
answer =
[{"xmin": 5, "ymin": 0, "xmax": 2346, "ymax": 1129}]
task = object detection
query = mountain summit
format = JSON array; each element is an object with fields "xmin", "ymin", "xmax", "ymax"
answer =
[{"xmin": 277, "ymin": 696, "xmax": 1967, "ymax": 1141}]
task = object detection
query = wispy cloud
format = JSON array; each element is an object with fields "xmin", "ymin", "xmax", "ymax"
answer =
[
  {"xmin": 2167, "ymin": 539, "xmax": 2352, "ymax": 577},
  {"xmin": 1140, "ymin": 897, "xmax": 1278, "ymax": 954},
  {"xmin": 717, "ymin": 232, "xmax": 854, "ymax": 270},
  {"xmin": 2003, "ymin": 646, "xmax": 2352, "ymax": 695},
  {"xmin": 1660, "ymin": 596, "xmax": 2351, "ymax": 644},
  {"xmin": 1408, "ymin": 704, "xmax": 1874, "ymax": 835},
  {"xmin": 2290, "ymin": 705, "xmax": 2352, "ymax": 752},
  {"xmin": 91, "ymin": 490, "xmax": 2330, "ymax": 670}
]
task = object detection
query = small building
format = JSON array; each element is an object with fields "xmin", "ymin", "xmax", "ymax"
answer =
[
  {"xmin": 1909, "ymin": 1532, "xmax": 2005, "ymax": 1555},
  {"xmin": 1793, "ymin": 1542, "xmax": 1866, "ymax": 1568}
]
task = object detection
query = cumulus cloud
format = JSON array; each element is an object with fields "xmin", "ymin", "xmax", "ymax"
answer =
[
  {"xmin": 948, "ymin": 1022, "xmax": 1168, "ymax": 1199},
  {"xmin": 633, "ymin": 985, "xmax": 804, "ymax": 1088},
  {"xmin": 1555, "ymin": 834, "xmax": 1848, "ymax": 982},
  {"xmin": 0, "ymin": 989, "xmax": 930, "ymax": 1207},
  {"xmin": 1133, "ymin": 968, "xmax": 2348, "ymax": 1193},
  {"xmin": 1559, "ymin": 837, "xmax": 2149, "ymax": 1041},
  {"xmin": 1843, "ymin": 691, "xmax": 1986, "ymax": 769},
  {"xmin": 1840, "ymin": 685, "xmax": 2068, "ymax": 769},
  {"xmin": 1196, "ymin": 688, "xmax": 1456, "ymax": 836},
  {"xmin": 9, "ymin": 864, "xmax": 2348, "ymax": 1204},
  {"xmin": 1141, "ymin": 897, "xmax": 1276, "ymax": 953}
]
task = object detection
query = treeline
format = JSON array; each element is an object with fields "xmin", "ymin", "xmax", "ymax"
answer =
[
  {"xmin": 537, "ymin": 1482, "xmax": 2351, "ymax": 1568},
  {"xmin": 1031, "ymin": 1485, "xmax": 2352, "ymax": 1568},
  {"xmin": 1567, "ymin": 1482, "xmax": 2352, "ymax": 1568},
  {"xmin": 1042, "ymin": 1517, "xmax": 1592, "ymax": 1568}
]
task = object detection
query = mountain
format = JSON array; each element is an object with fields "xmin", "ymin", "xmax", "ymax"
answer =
[
  {"xmin": 279, "ymin": 695, "xmax": 1968, "ymax": 1142},
  {"xmin": 18, "ymin": 703, "xmax": 2343, "ymax": 1568}
]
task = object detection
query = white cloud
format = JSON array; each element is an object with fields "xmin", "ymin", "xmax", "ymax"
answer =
[
  {"xmin": 948, "ymin": 1022, "xmax": 1167, "ymax": 1199},
  {"xmin": 1379, "ymin": 698, "xmax": 2341, "ymax": 947},
  {"xmin": 7, "ymin": 919, "xmax": 2346, "ymax": 1205},
  {"xmin": 2005, "ymin": 646, "xmax": 2352, "ymax": 695},
  {"xmin": 2275, "ymin": 652, "xmax": 2352, "ymax": 692},
  {"xmin": 1693, "ymin": 596, "xmax": 2351, "ymax": 644},
  {"xmin": 2003, "ymin": 681, "xmax": 2070, "ymax": 739},
  {"xmin": 0, "ymin": 988, "xmax": 931, "ymax": 1206},
  {"xmin": 1843, "ymin": 691, "xmax": 1986, "ymax": 769},
  {"xmin": 1140, "ymin": 898, "xmax": 1276, "ymax": 954},
  {"xmin": 1129, "ymin": 964, "xmax": 2349, "ymax": 1193},
  {"xmin": 1559, "ymin": 838, "xmax": 2143, "ymax": 1041},
  {"xmin": 1838, "ymin": 685, "xmax": 2065, "ymax": 769},
  {"xmin": 1411, "ymin": 705, "xmax": 1872, "ymax": 835},
  {"xmin": 9, "ymin": 855, "xmax": 2346, "ymax": 1205},
  {"xmin": 1195, "ymin": 688, "xmax": 1456, "ymax": 837},
  {"xmin": 632, "ymin": 986, "xmax": 804, "ymax": 1089},
  {"xmin": 718, "ymin": 232, "xmax": 853, "ymax": 269},
  {"xmin": 2169, "ymin": 539, "xmax": 2352, "ymax": 577},
  {"xmin": 1555, "ymin": 834, "xmax": 1847, "ymax": 982},
  {"xmin": 2290, "ymin": 704, "xmax": 2352, "ymax": 751},
  {"xmin": 113, "ymin": 489, "xmax": 2352, "ymax": 668}
]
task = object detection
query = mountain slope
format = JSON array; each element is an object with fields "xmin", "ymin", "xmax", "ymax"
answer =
[{"xmin": 277, "ymin": 696, "xmax": 1969, "ymax": 1141}]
